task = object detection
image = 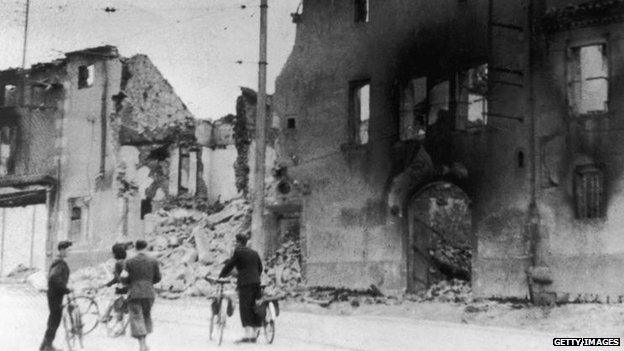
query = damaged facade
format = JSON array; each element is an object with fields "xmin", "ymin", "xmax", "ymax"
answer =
[
  {"xmin": 0, "ymin": 46, "xmax": 241, "ymax": 275},
  {"xmin": 272, "ymin": 0, "xmax": 624, "ymax": 299}
]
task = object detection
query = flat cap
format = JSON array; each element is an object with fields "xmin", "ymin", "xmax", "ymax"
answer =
[{"xmin": 57, "ymin": 240, "xmax": 73, "ymax": 250}]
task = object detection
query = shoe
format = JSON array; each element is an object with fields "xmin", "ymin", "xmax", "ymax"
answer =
[{"xmin": 234, "ymin": 337, "xmax": 253, "ymax": 344}]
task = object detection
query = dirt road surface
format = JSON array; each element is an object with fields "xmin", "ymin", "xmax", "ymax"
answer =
[{"xmin": 1, "ymin": 284, "xmax": 618, "ymax": 351}]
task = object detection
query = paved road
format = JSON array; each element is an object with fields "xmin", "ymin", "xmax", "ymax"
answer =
[{"xmin": 0, "ymin": 284, "xmax": 617, "ymax": 351}]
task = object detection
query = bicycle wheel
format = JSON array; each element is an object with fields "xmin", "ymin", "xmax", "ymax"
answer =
[
  {"xmin": 264, "ymin": 302, "xmax": 276, "ymax": 344},
  {"xmin": 73, "ymin": 296, "xmax": 99, "ymax": 335},
  {"xmin": 218, "ymin": 298, "xmax": 228, "ymax": 346}
]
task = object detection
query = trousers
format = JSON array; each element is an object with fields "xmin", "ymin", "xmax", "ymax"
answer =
[
  {"xmin": 40, "ymin": 290, "xmax": 64, "ymax": 349},
  {"xmin": 128, "ymin": 298, "xmax": 154, "ymax": 338}
]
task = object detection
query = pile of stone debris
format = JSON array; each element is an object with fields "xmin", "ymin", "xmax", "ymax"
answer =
[
  {"xmin": 263, "ymin": 239, "xmax": 305, "ymax": 297},
  {"xmin": 405, "ymin": 279, "xmax": 473, "ymax": 304},
  {"xmin": 68, "ymin": 196, "xmax": 309, "ymax": 300},
  {"xmin": 148, "ymin": 198, "xmax": 251, "ymax": 299}
]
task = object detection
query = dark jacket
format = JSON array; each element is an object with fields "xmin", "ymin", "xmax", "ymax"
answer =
[
  {"xmin": 104, "ymin": 260, "xmax": 124, "ymax": 287},
  {"xmin": 122, "ymin": 252, "xmax": 161, "ymax": 300},
  {"xmin": 48, "ymin": 257, "xmax": 70, "ymax": 294},
  {"xmin": 219, "ymin": 246, "xmax": 263, "ymax": 287}
]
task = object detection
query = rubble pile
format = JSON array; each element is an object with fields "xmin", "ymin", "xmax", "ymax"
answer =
[
  {"xmin": 149, "ymin": 198, "xmax": 251, "ymax": 299},
  {"xmin": 429, "ymin": 239, "xmax": 472, "ymax": 281},
  {"xmin": 68, "ymin": 198, "xmax": 251, "ymax": 299},
  {"xmin": 263, "ymin": 239, "xmax": 305, "ymax": 297},
  {"xmin": 5, "ymin": 264, "xmax": 39, "ymax": 282},
  {"xmin": 405, "ymin": 279, "xmax": 473, "ymax": 304}
]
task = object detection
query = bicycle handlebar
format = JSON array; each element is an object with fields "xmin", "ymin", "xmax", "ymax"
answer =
[{"xmin": 204, "ymin": 276, "xmax": 231, "ymax": 285}]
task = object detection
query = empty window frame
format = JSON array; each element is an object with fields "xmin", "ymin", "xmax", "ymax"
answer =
[
  {"xmin": 399, "ymin": 77, "xmax": 427, "ymax": 141},
  {"xmin": 287, "ymin": 118, "xmax": 296, "ymax": 129},
  {"xmin": 68, "ymin": 198, "xmax": 89, "ymax": 242},
  {"xmin": 3, "ymin": 85, "xmax": 17, "ymax": 107},
  {"xmin": 178, "ymin": 148, "xmax": 190, "ymax": 193},
  {"xmin": 568, "ymin": 44, "xmax": 608, "ymax": 115},
  {"xmin": 574, "ymin": 165, "xmax": 604, "ymax": 219},
  {"xmin": 399, "ymin": 77, "xmax": 451, "ymax": 140},
  {"xmin": 349, "ymin": 80, "xmax": 370, "ymax": 144},
  {"xmin": 456, "ymin": 64, "xmax": 488, "ymax": 128},
  {"xmin": 354, "ymin": 0, "xmax": 369, "ymax": 23},
  {"xmin": 0, "ymin": 125, "xmax": 17, "ymax": 176},
  {"xmin": 78, "ymin": 65, "xmax": 95, "ymax": 89}
]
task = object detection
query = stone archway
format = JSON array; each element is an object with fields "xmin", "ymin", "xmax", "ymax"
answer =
[{"xmin": 405, "ymin": 181, "xmax": 472, "ymax": 292}]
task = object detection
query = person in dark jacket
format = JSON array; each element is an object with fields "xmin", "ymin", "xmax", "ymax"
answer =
[
  {"xmin": 219, "ymin": 233, "xmax": 263, "ymax": 343},
  {"xmin": 99, "ymin": 243, "xmax": 128, "ymax": 323},
  {"xmin": 39, "ymin": 240, "xmax": 72, "ymax": 351},
  {"xmin": 123, "ymin": 239, "xmax": 161, "ymax": 351}
]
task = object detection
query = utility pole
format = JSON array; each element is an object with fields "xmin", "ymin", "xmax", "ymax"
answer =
[
  {"xmin": 252, "ymin": 0, "xmax": 268, "ymax": 258},
  {"xmin": 21, "ymin": 0, "xmax": 30, "ymax": 70},
  {"xmin": 20, "ymin": 0, "xmax": 30, "ymax": 105}
]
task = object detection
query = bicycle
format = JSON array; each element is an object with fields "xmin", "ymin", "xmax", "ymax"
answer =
[
  {"xmin": 62, "ymin": 291, "xmax": 100, "ymax": 351},
  {"xmin": 205, "ymin": 277, "xmax": 233, "ymax": 346},
  {"xmin": 100, "ymin": 290, "xmax": 130, "ymax": 337},
  {"xmin": 255, "ymin": 285, "xmax": 282, "ymax": 344}
]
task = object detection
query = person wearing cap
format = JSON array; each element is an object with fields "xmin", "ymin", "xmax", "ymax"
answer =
[
  {"xmin": 123, "ymin": 239, "xmax": 161, "ymax": 351},
  {"xmin": 39, "ymin": 240, "xmax": 72, "ymax": 351},
  {"xmin": 219, "ymin": 233, "xmax": 263, "ymax": 343}
]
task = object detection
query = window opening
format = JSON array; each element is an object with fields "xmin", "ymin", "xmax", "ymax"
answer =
[
  {"xmin": 3, "ymin": 85, "xmax": 17, "ymax": 107},
  {"xmin": 350, "ymin": 81, "xmax": 370, "ymax": 144},
  {"xmin": 0, "ymin": 125, "xmax": 16, "ymax": 176},
  {"xmin": 517, "ymin": 150, "xmax": 524, "ymax": 168},
  {"xmin": 428, "ymin": 80, "xmax": 450, "ymax": 126},
  {"xmin": 400, "ymin": 77, "xmax": 427, "ymax": 141},
  {"xmin": 78, "ymin": 65, "xmax": 95, "ymax": 89},
  {"xmin": 140, "ymin": 199, "xmax": 152, "ymax": 219},
  {"xmin": 69, "ymin": 206, "xmax": 82, "ymax": 241},
  {"xmin": 354, "ymin": 0, "xmax": 369, "ymax": 23},
  {"xmin": 178, "ymin": 148, "xmax": 190, "ymax": 193},
  {"xmin": 574, "ymin": 165, "xmax": 604, "ymax": 219},
  {"xmin": 568, "ymin": 44, "xmax": 608, "ymax": 114},
  {"xmin": 287, "ymin": 118, "xmax": 296, "ymax": 129}
]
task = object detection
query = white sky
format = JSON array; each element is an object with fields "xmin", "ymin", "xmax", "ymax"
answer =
[{"xmin": 0, "ymin": 0, "xmax": 300, "ymax": 120}]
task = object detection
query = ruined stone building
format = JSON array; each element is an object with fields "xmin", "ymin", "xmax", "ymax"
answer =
[
  {"xmin": 271, "ymin": 0, "xmax": 624, "ymax": 300},
  {"xmin": 0, "ymin": 46, "xmax": 240, "ymax": 275}
]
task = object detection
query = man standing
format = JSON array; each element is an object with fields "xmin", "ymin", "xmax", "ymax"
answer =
[
  {"xmin": 123, "ymin": 239, "xmax": 161, "ymax": 351},
  {"xmin": 219, "ymin": 233, "xmax": 263, "ymax": 343},
  {"xmin": 39, "ymin": 240, "xmax": 72, "ymax": 351}
]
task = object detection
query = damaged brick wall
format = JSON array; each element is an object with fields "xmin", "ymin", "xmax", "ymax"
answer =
[
  {"xmin": 234, "ymin": 87, "xmax": 276, "ymax": 196},
  {"xmin": 114, "ymin": 55, "xmax": 195, "ymax": 145}
]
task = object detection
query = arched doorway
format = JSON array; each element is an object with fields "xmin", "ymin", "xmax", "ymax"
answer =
[{"xmin": 405, "ymin": 181, "xmax": 472, "ymax": 292}]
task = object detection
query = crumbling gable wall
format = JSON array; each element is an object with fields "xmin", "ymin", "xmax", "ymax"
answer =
[{"xmin": 115, "ymin": 55, "xmax": 195, "ymax": 144}]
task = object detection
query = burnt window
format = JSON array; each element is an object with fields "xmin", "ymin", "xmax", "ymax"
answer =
[
  {"xmin": 0, "ymin": 125, "xmax": 17, "ymax": 176},
  {"xmin": 574, "ymin": 165, "xmax": 604, "ymax": 219},
  {"xmin": 349, "ymin": 80, "xmax": 370, "ymax": 144},
  {"xmin": 78, "ymin": 65, "xmax": 95, "ymax": 89},
  {"xmin": 399, "ymin": 77, "xmax": 450, "ymax": 140},
  {"xmin": 3, "ymin": 85, "xmax": 17, "ymax": 107},
  {"xmin": 140, "ymin": 199, "xmax": 152, "ymax": 219},
  {"xmin": 287, "ymin": 118, "xmax": 296, "ymax": 129},
  {"xmin": 568, "ymin": 44, "xmax": 608, "ymax": 115},
  {"xmin": 456, "ymin": 64, "xmax": 488, "ymax": 128},
  {"xmin": 354, "ymin": 0, "xmax": 369, "ymax": 23},
  {"xmin": 399, "ymin": 77, "xmax": 427, "ymax": 140}
]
